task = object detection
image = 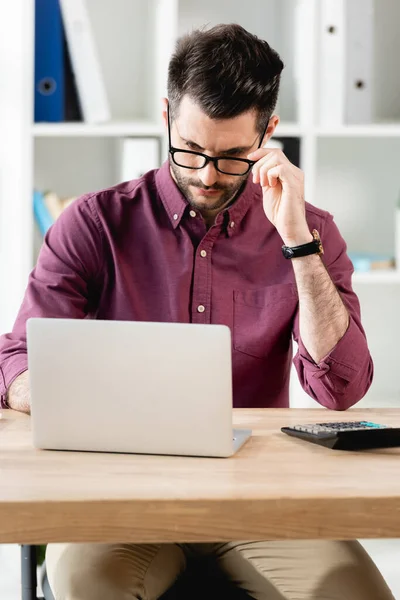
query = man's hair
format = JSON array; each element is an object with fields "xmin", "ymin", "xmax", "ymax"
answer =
[{"xmin": 167, "ymin": 23, "xmax": 284, "ymax": 134}]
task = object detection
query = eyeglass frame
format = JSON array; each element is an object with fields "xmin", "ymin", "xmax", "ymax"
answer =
[{"xmin": 167, "ymin": 104, "xmax": 270, "ymax": 176}]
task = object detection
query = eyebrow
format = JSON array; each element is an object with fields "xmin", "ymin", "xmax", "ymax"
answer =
[{"xmin": 181, "ymin": 136, "xmax": 253, "ymax": 156}]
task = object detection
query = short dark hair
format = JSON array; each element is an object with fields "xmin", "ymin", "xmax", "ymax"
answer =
[{"xmin": 167, "ymin": 23, "xmax": 284, "ymax": 134}]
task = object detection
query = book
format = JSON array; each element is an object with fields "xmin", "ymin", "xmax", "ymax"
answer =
[
  {"xmin": 44, "ymin": 191, "xmax": 76, "ymax": 221},
  {"xmin": 33, "ymin": 190, "xmax": 54, "ymax": 235},
  {"xmin": 59, "ymin": 0, "xmax": 110, "ymax": 123},
  {"xmin": 33, "ymin": 190, "xmax": 77, "ymax": 235}
]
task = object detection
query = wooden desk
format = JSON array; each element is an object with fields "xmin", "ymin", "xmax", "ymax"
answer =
[{"xmin": 1, "ymin": 408, "xmax": 400, "ymax": 545}]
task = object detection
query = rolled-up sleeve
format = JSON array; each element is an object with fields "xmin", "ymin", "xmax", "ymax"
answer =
[
  {"xmin": 292, "ymin": 213, "xmax": 373, "ymax": 410},
  {"xmin": 0, "ymin": 195, "xmax": 104, "ymax": 407}
]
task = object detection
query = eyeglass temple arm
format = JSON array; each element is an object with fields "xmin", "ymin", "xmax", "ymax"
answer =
[
  {"xmin": 167, "ymin": 104, "xmax": 172, "ymax": 148},
  {"xmin": 257, "ymin": 119, "xmax": 270, "ymax": 149}
]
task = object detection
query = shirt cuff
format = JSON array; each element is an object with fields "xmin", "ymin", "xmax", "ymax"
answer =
[
  {"xmin": 297, "ymin": 316, "xmax": 366, "ymax": 384},
  {"xmin": 0, "ymin": 354, "xmax": 28, "ymax": 408}
]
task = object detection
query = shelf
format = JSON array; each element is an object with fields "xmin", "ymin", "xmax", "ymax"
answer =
[
  {"xmin": 32, "ymin": 121, "xmax": 164, "ymax": 138},
  {"xmin": 316, "ymin": 123, "xmax": 400, "ymax": 138},
  {"xmin": 352, "ymin": 270, "xmax": 400, "ymax": 284},
  {"xmin": 32, "ymin": 120, "xmax": 304, "ymax": 139}
]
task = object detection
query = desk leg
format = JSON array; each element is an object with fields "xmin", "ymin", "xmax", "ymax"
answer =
[{"xmin": 21, "ymin": 545, "xmax": 38, "ymax": 600}]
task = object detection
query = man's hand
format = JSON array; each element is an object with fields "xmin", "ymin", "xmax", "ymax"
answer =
[
  {"xmin": 7, "ymin": 370, "xmax": 30, "ymax": 414},
  {"xmin": 248, "ymin": 147, "xmax": 350, "ymax": 364},
  {"xmin": 247, "ymin": 147, "xmax": 312, "ymax": 247}
]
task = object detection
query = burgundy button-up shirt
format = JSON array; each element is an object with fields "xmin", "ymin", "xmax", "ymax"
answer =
[{"xmin": 0, "ymin": 161, "xmax": 372, "ymax": 409}]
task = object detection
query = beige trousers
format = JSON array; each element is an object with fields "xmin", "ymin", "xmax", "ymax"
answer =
[{"xmin": 46, "ymin": 540, "xmax": 395, "ymax": 600}]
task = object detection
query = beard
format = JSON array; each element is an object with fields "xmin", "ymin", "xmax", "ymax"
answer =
[{"xmin": 169, "ymin": 158, "xmax": 249, "ymax": 213}]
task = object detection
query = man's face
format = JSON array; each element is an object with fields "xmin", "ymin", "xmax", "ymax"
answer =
[{"xmin": 167, "ymin": 96, "xmax": 262, "ymax": 213}]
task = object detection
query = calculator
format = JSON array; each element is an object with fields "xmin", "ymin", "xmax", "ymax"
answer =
[{"xmin": 281, "ymin": 421, "xmax": 400, "ymax": 450}]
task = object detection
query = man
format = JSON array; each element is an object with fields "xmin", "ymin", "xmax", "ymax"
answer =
[{"xmin": 0, "ymin": 23, "xmax": 393, "ymax": 600}]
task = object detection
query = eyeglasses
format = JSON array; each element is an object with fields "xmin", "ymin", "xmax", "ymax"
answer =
[{"xmin": 167, "ymin": 105, "xmax": 269, "ymax": 177}]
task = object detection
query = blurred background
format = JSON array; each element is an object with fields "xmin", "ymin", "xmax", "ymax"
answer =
[{"xmin": 1, "ymin": 0, "xmax": 400, "ymax": 597}]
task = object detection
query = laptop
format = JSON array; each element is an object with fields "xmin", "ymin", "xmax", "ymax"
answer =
[{"xmin": 27, "ymin": 318, "xmax": 251, "ymax": 457}]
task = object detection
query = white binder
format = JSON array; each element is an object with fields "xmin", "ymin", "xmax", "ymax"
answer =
[
  {"xmin": 318, "ymin": 0, "xmax": 374, "ymax": 126},
  {"xmin": 119, "ymin": 138, "xmax": 161, "ymax": 183},
  {"xmin": 60, "ymin": 0, "xmax": 111, "ymax": 123}
]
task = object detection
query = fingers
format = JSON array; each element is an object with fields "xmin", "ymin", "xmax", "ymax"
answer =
[
  {"xmin": 247, "ymin": 147, "xmax": 274, "ymax": 161},
  {"xmin": 261, "ymin": 165, "xmax": 283, "ymax": 188},
  {"xmin": 251, "ymin": 151, "xmax": 303, "ymax": 189},
  {"xmin": 250, "ymin": 149, "xmax": 288, "ymax": 185},
  {"xmin": 253, "ymin": 157, "xmax": 285, "ymax": 187}
]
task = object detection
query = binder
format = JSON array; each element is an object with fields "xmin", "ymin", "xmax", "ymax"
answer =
[
  {"xmin": 59, "ymin": 0, "xmax": 110, "ymax": 123},
  {"xmin": 119, "ymin": 138, "xmax": 161, "ymax": 182},
  {"xmin": 318, "ymin": 0, "xmax": 374, "ymax": 125},
  {"xmin": 63, "ymin": 32, "xmax": 83, "ymax": 122},
  {"xmin": 34, "ymin": 0, "xmax": 64, "ymax": 122}
]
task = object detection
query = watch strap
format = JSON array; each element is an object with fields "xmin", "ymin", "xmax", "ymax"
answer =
[{"xmin": 282, "ymin": 230, "xmax": 323, "ymax": 259}]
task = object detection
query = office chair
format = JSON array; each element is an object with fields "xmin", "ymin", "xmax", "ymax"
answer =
[
  {"xmin": 21, "ymin": 544, "xmax": 253, "ymax": 600},
  {"xmin": 21, "ymin": 545, "xmax": 53, "ymax": 600}
]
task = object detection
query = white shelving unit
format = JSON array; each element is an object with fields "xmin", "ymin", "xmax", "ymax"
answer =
[
  {"xmin": 1, "ymin": 0, "xmax": 400, "ymax": 407},
  {"xmin": 32, "ymin": 121, "xmax": 165, "ymax": 137},
  {"xmin": 353, "ymin": 270, "xmax": 400, "ymax": 284},
  {"xmin": 317, "ymin": 124, "xmax": 400, "ymax": 137}
]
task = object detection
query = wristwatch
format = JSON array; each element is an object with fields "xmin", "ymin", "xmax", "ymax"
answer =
[{"xmin": 282, "ymin": 229, "xmax": 324, "ymax": 259}]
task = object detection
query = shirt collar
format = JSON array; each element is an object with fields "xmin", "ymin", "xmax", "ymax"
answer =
[
  {"xmin": 156, "ymin": 161, "xmax": 188, "ymax": 229},
  {"xmin": 223, "ymin": 176, "xmax": 260, "ymax": 237},
  {"xmin": 155, "ymin": 160, "xmax": 261, "ymax": 233}
]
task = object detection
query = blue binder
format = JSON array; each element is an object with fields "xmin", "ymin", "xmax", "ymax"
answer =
[{"xmin": 34, "ymin": 0, "xmax": 64, "ymax": 122}]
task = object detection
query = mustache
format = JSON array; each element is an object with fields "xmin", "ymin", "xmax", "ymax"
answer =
[{"xmin": 185, "ymin": 180, "xmax": 231, "ymax": 191}]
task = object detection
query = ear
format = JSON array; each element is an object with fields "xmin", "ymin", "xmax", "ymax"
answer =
[
  {"xmin": 162, "ymin": 98, "xmax": 169, "ymax": 131},
  {"xmin": 262, "ymin": 115, "xmax": 280, "ymax": 147}
]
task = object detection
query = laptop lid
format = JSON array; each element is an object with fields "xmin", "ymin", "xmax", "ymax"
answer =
[{"xmin": 27, "ymin": 318, "xmax": 235, "ymax": 457}]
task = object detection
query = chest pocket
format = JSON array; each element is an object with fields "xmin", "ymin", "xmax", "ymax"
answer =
[{"xmin": 233, "ymin": 284, "xmax": 298, "ymax": 359}]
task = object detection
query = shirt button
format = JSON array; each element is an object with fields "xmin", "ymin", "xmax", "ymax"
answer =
[
  {"xmin": 230, "ymin": 221, "xmax": 235, "ymax": 228},
  {"xmin": 200, "ymin": 250, "xmax": 207, "ymax": 258},
  {"xmin": 189, "ymin": 210, "xmax": 196, "ymax": 218},
  {"xmin": 197, "ymin": 304, "xmax": 205, "ymax": 313},
  {"xmin": 173, "ymin": 213, "xmax": 178, "ymax": 220}
]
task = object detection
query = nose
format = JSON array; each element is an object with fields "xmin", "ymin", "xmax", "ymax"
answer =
[{"xmin": 198, "ymin": 161, "xmax": 219, "ymax": 188}]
